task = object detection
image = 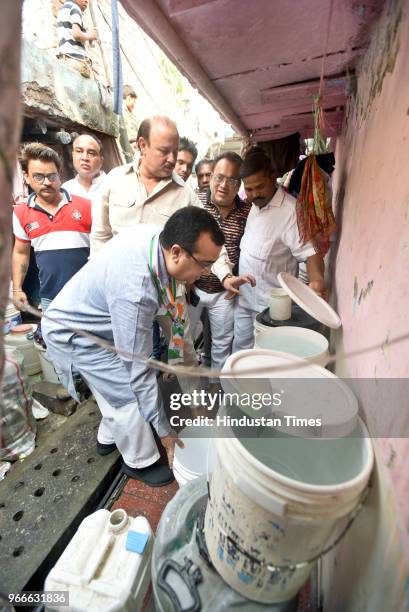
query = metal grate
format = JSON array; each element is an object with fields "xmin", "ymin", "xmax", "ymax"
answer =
[{"xmin": 0, "ymin": 399, "xmax": 121, "ymax": 593}]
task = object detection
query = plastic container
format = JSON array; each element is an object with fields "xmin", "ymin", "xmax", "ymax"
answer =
[
  {"xmin": 44, "ymin": 509, "xmax": 153, "ymax": 612},
  {"xmin": 268, "ymin": 288, "xmax": 291, "ymax": 320},
  {"xmin": 3, "ymin": 302, "xmax": 22, "ymax": 334},
  {"xmin": 254, "ymin": 326, "xmax": 329, "ymax": 367},
  {"xmin": 4, "ymin": 324, "xmax": 41, "ymax": 375},
  {"xmin": 34, "ymin": 342, "xmax": 60, "ymax": 383},
  {"xmin": 206, "ymin": 349, "xmax": 374, "ymax": 604},
  {"xmin": 173, "ymin": 427, "xmax": 216, "ymax": 487},
  {"xmin": 1, "ymin": 348, "xmax": 36, "ymax": 461}
]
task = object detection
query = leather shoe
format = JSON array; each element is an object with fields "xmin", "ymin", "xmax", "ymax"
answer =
[
  {"xmin": 122, "ymin": 460, "xmax": 175, "ymax": 486},
  {"xmin": 96, "ymin": 441, "xmax": 117, "ymax": 456}
]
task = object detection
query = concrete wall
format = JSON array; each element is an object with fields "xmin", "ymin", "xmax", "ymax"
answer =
[
  {"xmin": 323, "ymin": 1, "xmax": 409, "ymax": 609},
  {"xmin": 22, "ymin": 0, "xmax": 227, "ymax": 155}
]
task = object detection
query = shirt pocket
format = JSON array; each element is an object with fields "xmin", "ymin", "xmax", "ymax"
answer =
[
  {"xmin": 240, "ymin": 230, "xmax": 273, "ymax": 261},
  {"xmin": 110, "ymin": 193, "xmax": 136, "ymax": 208}
]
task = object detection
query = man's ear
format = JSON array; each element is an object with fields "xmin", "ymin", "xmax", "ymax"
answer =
[
  {"xmin": 170, "ymin": 244, "xmax": 183, "ymax": 261},
  {"xmin": 138, "ymin": 137, "xmax": 147, "ymax": 155},
  {"xmin": 23, "ymin": 172, "xmax": 30, "ymax": 186}
]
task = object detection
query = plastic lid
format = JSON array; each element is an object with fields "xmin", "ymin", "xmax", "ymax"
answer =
[
  {"xmin": 278, "ymin": 272, "xmax": 341, "ymax": 329},
  {"xmin": 10, "ymin": 324, "xmax": 34, "ymax": 334}
]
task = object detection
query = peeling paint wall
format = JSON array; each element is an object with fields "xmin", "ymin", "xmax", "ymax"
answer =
[
  {"xmin": 324, "ymin": 0, "xmax": 409, "ymax": 609},
  {"xmin": 21, "ymin": 41, "xmax": 119, "ymax": 136}
]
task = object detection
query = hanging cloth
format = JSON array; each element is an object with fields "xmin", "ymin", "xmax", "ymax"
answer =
[
  {"xmin": 148, "ymin": 235, "xmax": 185, "ymax": 365},
  {"xmin": 296, "ymin": 154, "xmax": 336, "ymax": 256}
]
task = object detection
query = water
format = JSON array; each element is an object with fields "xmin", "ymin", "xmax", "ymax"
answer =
[
  {"xmin": 240, "ymin": 430, "xmax": 366, "ymax": 486},
  {"xmin": 257, "ymin": 335, "xmax": 324, "ymax": 358}
]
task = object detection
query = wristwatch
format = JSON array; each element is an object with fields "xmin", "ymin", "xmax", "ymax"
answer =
[{"xmin": 222, "ymin": 273, "xmax": 233, "ymax": 284}]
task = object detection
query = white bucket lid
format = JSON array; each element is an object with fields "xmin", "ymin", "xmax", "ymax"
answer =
[
  {"xmin": 222, "ymin": 349, "xmax": 358, "ymax": 436},
  {"xmin": 278, "ymin": 272, "xmax": 341, "ymax": 329}
]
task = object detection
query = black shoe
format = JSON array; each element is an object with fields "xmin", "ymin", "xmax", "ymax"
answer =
[
  {"xmin": 96, "ymin": 441, "xmax": 117, "ymax": 456},
  {"xmin": 122, "ymin": 460, "xmax": 175, "ymax": 486}
]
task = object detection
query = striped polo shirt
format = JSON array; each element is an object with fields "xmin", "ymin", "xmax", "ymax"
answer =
[
  {"xmin": 13, "ymin": 189, "xmax": 91, "ymax": 300},
  {"xmin": 57, "ymin": 1, "xmax": 86, "ymax": 60},
  {"xmin": 195, "ymin": 191, "xmax": 251, "ymax": 293}
]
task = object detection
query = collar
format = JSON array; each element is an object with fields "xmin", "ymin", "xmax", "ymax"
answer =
[
  {"xmin": 208, "ymin": 193, "xmax": 243, "ymax": 213},
  {"xmin": 74, "ymin": 171, "xmax": 106, "ymax": 187},
  {"xmin": 129, "ymin": 153, "xmax": 185, "ymax": 187},
  {"xmin": 27, "ymin": 188, "xmax": 71, "ymax": 209},
  {"xmin": 257, "ymin": 186, "xmax": 285, "ymax": 211}
]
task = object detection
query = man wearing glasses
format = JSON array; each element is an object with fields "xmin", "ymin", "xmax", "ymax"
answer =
[
  {"xmin": 12, "ymin": 143, "xmax": 91, "ymax": 312},
  {"xmin": 188, "ymin": 152, "xmax": 255, "ymax": 373}
]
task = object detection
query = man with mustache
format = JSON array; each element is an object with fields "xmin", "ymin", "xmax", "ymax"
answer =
[
  {"xmin": 63, "ymin": 133, "xmax": 105, "ymax": 201},
  {"xmin": 233, "ymin": 151, "xmax": 326, "ymax": 352},
  {"xmin": 12, "ymin": 143, "xmax": 91, "ymax": 312}
]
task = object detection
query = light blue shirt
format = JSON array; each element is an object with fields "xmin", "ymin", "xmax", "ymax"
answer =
[{"xmin": 42, "ymin": 225, "xmax": 171, "ymax": 436}]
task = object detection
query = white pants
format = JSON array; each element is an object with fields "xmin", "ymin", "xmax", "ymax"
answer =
[
  {"xmin": 88, "ymin": 383, "xmax": 160, "ymax": 469},
  {"xmin": 232, "ymin": 303, "xmax": 257, "ymax": 353},
  {"xmin": 188, "ymin": 287, "xmax": 234, "ymax": 372}
]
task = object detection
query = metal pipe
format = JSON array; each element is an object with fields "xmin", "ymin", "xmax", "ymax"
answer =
[{"xmin": 119, "ymin": 0, "xmax": 248, "ymax": 138}]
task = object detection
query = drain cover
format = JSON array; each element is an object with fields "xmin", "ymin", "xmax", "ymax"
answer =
[{"xmin": 0, "ymin": 399, "xmax": 121, "ymax": 592}]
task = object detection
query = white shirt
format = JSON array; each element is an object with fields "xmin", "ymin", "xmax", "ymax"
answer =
[
  {"xmin": 238, "ymin": 187, "xmax": 315, "ymax": 313},
  {"xmin": 62, "ymin": 172, "xmax": 106, "ymax": 200}
]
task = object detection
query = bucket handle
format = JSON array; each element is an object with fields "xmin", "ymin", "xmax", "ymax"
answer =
[
  {"xmin": 207, "ymin": 483, "xmax": 371, "ymax": 572},
  {"xmin": 157, "ymin": 557, "xmax": 202, "ymax": 612}
]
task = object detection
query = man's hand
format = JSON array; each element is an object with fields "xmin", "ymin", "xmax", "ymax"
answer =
[
  {"xmin": 309, "ymin": 279, "xmax": 328, "ymax": 301},
  {"xmin": 160, "ymin": 431, "xmax": 185, "ymax": 467},
  {"xmin": 86, "ymin": 27, "xmax": 98, "ymax": 42},
  {"xmin": 223, "ymin": 274, "xmax": 256, "ymax": 300},
  {"xmin": 12, "ymin": 290, "xmax": 28, "ymax": 311}
]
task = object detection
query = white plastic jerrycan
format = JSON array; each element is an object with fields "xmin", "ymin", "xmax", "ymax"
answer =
[{"xmin": 44, "ymin": 509, "xmax": 153, "ymax": 612}]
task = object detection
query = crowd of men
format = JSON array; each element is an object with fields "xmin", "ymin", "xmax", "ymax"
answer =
[{"xmin": 11, "ymin": 114, "xmax": 326, "ymax": 487}]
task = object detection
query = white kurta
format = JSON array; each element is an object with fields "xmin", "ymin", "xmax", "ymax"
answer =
[{"xmin": 238, "ymin": 187, "xmax": 316, "ymax": 313}]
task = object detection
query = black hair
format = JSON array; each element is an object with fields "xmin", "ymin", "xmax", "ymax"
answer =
[
  {"xmin": 178, "ymin": 137, "xmax": 198, "ymax": 162},
  {"xmin": 160, "ymin": 207, "xmax": 225, "ymax": 252},
  {"xmin": 213, "ymin": 151, "xmax": 242, "ymax": 172},
  {"xmin": 240, "ymin": 151, "xmax": 273, "ymax": 179},
  {"xmin": 196, "ymin": 158, "xmax": 214, "ymax": 174},
  {"xmin": 20, "ymin": 142, "xmax": 63, "ymax": 173}
]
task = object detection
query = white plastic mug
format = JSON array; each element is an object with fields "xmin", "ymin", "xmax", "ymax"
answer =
[{"xmin": 269, "ymin": 288, "xmax": 291, "ymax": 320}]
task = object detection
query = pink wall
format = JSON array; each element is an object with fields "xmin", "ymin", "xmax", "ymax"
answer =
[{"xmin": 323, "ymin": 1, "xmax": 409, "ymax": 609}]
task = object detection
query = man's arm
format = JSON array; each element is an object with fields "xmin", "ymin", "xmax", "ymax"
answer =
[
  {"xmin": 306, "ymin": 253, "xmax": 327, "ymax": 299},
  {"xmin": 12, "ymin": 240, "xmax": 31, "ymax": 310},
  {"xmin": 90, "ymin": 184, "xmax": 113, "ymax": 256},
  {"xmin": 72, "ymin": 23, "xmax": 97, "ymax": 43}
]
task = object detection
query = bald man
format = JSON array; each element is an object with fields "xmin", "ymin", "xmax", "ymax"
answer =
[
  {"xmin": 91, "ymin": 116, "xmax": 199, "ymax": 251},
  {"xmin": 63, "ymin": 134, "xmax": 105, "ymax": 200}
]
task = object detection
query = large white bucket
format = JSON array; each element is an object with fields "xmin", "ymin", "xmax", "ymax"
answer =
[
  {"xmin": 254, "ymin": 326, "xmax": 329, "ymax": 367},
  {"xmin": 173, "ymin": 426, "xmax": 216, "ymax": 487},
  {"xmin": 44, "ymin": 509, "xmax": 153, "ymax": 612},
  {"xmin": 205, "ymin": 349, "xmax": 374, "ymax": 604}
]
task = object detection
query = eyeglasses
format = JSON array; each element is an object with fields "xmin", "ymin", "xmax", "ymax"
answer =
[
  {"xmin": 211, "ymin": 173, "xmax": 240, "ymax": 188},
  {"xmin": 32, "ymin": 172, "xmax": 60, "ymax": 184},
  {"xmin": 183, "ymin": 247, "xmax": 214, "ymax": 271}
]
